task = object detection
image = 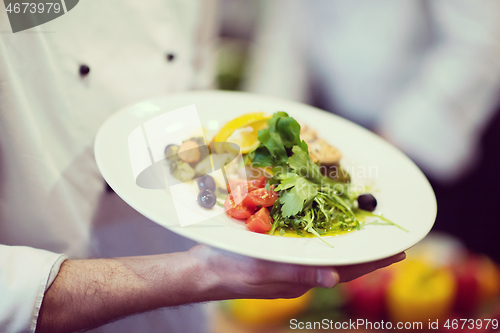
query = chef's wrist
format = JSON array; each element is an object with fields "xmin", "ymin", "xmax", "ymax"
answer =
[{"xmin": 184, "ymin": 245, "xmax": 226, "ymax": 302}]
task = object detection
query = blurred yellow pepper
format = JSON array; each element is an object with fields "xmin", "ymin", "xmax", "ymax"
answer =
[
  {"xmin": 228, "ymin": 290, "xmax": 312, "ymax": 326},
  {"xmin": 387, "ymin": 260, "xmax": 456, "ymax": 323}
]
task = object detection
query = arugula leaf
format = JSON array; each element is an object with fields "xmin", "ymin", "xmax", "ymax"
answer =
[
  {"xmin": 354, "ymin": 209, "xmax": 409, "ymax": 232},
  {"xmin": 276, "ymin": 116, "xmax": 301, "ymax": 148},
  {"xmin": 250, "ymin": 112, "xmax": 301, "ymax": 168},
  {"xmin": 275, "ymin": 172, "xmax": 300, "ymax": 190},
  {"xmin": 262, "ymin": 132, "xmax": 288, "ymax": 165},
  {"xmin": 276, "ymin": 173, "xmax": 318, "ymax": 217},
  {"xmin": 297, "ymin": 139, "xmax": 309, "ymax": 153},
  {"xmin": 267, "ymin": 111, "xmax": 289, "ymax": 132},
  {"xmin": 287, "ymin": 145, "xmax": 323, "ymax": 183},
  {"xmin": 251, "ymin": 146, "xmax": 276, "ymax": 167},
  {"xmin": 302, "ymin": 210, "xmax": 333, "ymax": 247}
]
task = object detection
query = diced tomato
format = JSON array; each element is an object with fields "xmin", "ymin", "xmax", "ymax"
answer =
[
  {"xmin": 227, "ymin": 176, "xmax": 267, "ymax": 193},
  {"xmin": 243, "ymin": 187, "xmax": 278, "ymax": 208},
  {"xmin": 226, "ymin": 179, "xmax": 245, "ymax": 190},
  {"xmin": 229, "ymin": 182, "xmax": 247, "ymax": 206},
  {"xmin": 224, "ymin": 194, "xmax": 254, "ymax": 220},
  {"xmin": 246, "ymin": 207, "xmax": 273, "ymax": 233},
  {"xmin": 224, "ymin": 176, "xmax": 270, "ymax": 220},
  {"xmin": 248, "ymin": 175, "xmax": 267, "ymax": 189},
  {"xmin": 226, "ymin": 179, "xmax": 247, "ymax": 196}
]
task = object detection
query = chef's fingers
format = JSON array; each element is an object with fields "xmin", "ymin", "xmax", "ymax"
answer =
[{"xmin": 334, "ymin": 252, "xmax": 406, "ymax": 283}]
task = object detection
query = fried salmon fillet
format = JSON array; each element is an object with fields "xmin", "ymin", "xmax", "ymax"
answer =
[
  {"xmin": 300, "ymin": 124, "xmax": 342, "ymax": 165},
  {"xmin": 300, "ymin": 124, "xmax": 350, "ymax": 182}
]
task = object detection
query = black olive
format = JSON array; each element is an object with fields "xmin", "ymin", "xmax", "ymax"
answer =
[
  {"xmin": 165, "ymin": 144, "xmax": 179, "ymax": 160},
  {"xmin": 197, "ymin": 175, "xmax": 216, "ymax": 192},
  {"xmin": 79, "ymin": 64, "xmax": 90, "ymax": 77},
  {"xmin": 357, "ymin": 194, "xmax": 377, "ymax": 212},
  {"xmin": 198, "ymin": 190, "xmax": 217, "ymax": 209}
]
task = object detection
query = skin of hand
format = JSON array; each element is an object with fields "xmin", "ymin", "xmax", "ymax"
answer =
[{"xmin": 36, "ymin": 244, "xmax": 405, "ymax": 333}]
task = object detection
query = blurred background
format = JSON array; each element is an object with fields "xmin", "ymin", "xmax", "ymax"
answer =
[{"xmin": 210, "ymin": 0, "xmax": 500, "ymax": 331}]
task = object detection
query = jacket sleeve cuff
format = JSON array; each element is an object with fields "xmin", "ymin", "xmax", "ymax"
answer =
[{"xmin": 0, "ymin": 245, "xmax": 67, "ymax": 333}]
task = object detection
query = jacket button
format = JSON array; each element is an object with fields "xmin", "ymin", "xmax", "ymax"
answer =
[
  {"xmin": 166, "ymin": 53, "xmax": 175, "ymax": 62},
  {"xmin": 79, "ymin": 64, "xmax": 90, "ymax": 77}
]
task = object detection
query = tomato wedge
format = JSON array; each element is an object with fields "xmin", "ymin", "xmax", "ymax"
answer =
[
  {"xmin": 224, "ymin": 176, "xmax": 270, "ymax": 221},
  {"xmin": 227, "ymin": 175, "xmax": 266, "ymax": 193},
  {"xmin": 243, "ymin": 187, "xmax": 278, "ymax": 208},
  {"xmin": 224, "ymin": 194, "xmax": 254, "ymax": 220},
  {"xmin": 246, "ymin": 207, "xmax": 273, "ymax": 233},
  {"xmin": 248, "ymin": 175, "xmax": 267, "ymax": 189}
]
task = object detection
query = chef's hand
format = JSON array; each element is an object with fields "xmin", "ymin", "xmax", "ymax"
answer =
[
  {"xmin": 36, "ymin": 244, "xmax": 404, "ymax": 333},
  {"xmin": 189, "ymin": 244, "xmax": 405, "ymax": 300}
]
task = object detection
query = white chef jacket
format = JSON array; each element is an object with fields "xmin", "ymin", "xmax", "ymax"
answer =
[
  {"xmin": 0, "ymin": 1, "xmax": 218, "ymax": 332},
  {"xmin": 246, "ymin": 0, "xmax": 500, "ymax": 182}
]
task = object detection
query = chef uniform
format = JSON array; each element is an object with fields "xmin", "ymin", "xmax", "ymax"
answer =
[{"xmin": 0, "ymin": 0, "xmax": 218, "ymax": 332}]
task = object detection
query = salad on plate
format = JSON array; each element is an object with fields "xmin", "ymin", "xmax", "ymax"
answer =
[{"xmin": 164, "ymin": 111, "xmax": 407, "ymax": 246}]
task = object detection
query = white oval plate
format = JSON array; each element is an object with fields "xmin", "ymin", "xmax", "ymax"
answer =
[{"xmin": 95, "ymin": 91, "xmax": 436, "ymax": 266}]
